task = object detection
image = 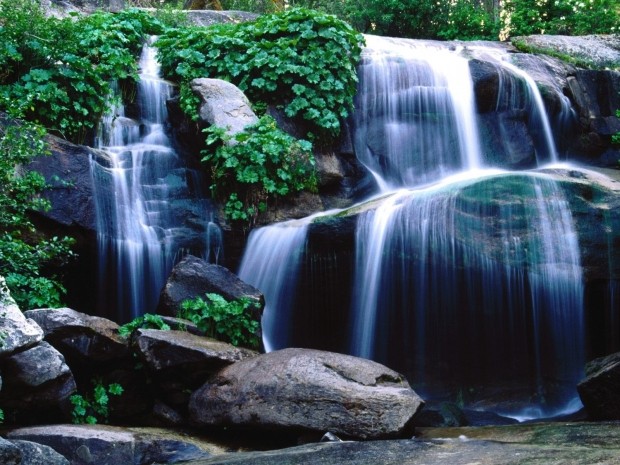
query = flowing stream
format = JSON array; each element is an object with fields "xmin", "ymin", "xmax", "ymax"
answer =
[{"xmin": 90, "ymin": 39, "xmax": 221, "ymax": 322}]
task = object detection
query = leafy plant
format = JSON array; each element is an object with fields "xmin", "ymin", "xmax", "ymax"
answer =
[
  {"xmin": 0, "ymin": 408, "xmax": 4, "ymax": 424},
  {"xmin": 0, "ymin": 1, "xmax": 164, "ymax": 143},
  {"xmin": 0, "ymin": 116, "xmax": 75, "ymax": 309},
  {"xmin": 155, "ymin": 8, "xmax": 364, "ymax": 139},
  {"xmin": 202, "ymin": 115, "xmax": 317, "ymax": 224},
  {"xmin": 70, "ymin": 381, "xmax": 124, "ymax": 425},
  {"xmin": 179, "ymin": 293, "xmax": 261, "ymax": 349},
  {"xmin": 118, "ymin": 313, "xmax": 172, "ymax": 338}
]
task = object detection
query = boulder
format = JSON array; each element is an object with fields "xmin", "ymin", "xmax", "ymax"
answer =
[
  {"xmin": 10, "ymin": 440, "xmax": 69, "ymax": 465},
  {"xmin": 0, "ymin": 437, "xmax": 21, "ymax": 465},
  {"xmin": 577, "ymin": 351, "xmax": 620, "ymax": 420},
  {"xmin": 190, "ymin": 78, "xmax": 258, "ymax": 138},
  {"xmin": 6, "ymin": 425, "xmax": 212, "ymax": 465},
  {"xmin": 23, "ymin": 307, "xmax": 129, "ymax": 365},
  {"xmin": 132, "ymin": 329, "xmax": 257, "ymax": 408},
  {"xmin": 0, "ymin": 353, "xmax": 76, "ymax": 424},
  {"xmin": 133, "ymin": 329, "xmax": 257, "ymax": 375},
  {"xmin": 2, "ymin": 341, "xmax": 72, "ymax": 388},
  {"xmin": 156, "ymin": 255, "xmax": 264, "ymax": 317},
  {"xmin": 189, "ymin": 348, "xmax": 424, "ymax": 439},
  {"xmin": 511, "ymin": 34, "xmax": 620, "ymax": 70},
  {"xmin": 0, "ymin": 277, "xmax": 44, "ymax": 357}
]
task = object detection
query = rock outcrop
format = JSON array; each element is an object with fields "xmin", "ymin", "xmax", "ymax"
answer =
[
  {"xmin": 189, "ymin": 347, "xmax": 424, "ymax": 439},
  {"xmin": 191, "ymin": 78, "xmax": 258, "ymax": 138},
  {"xmin": 6, "ymin": 425, "xmax": 212, "ymax": 465},
  {"xmin": 0, "ymin": 279, "xmax": 77, "ymax": 424},
  {"xmin": 577, "ymin": 351, "xmax": 620, "ymax": 420},
  {"xmin": 156, "ymin": 255, "xmax": 264, "ymax": 317}
]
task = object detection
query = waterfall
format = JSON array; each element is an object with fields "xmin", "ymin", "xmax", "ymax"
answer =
[
  {"xmin": 238, "ymin": 220, "xmax": 309, "ymax": 352},
  {"xmin": 90, "ymin": 38, "xmax": 221, "ymax": 322},
  {"xmin": 353, "ymin": 36, "xmax": 483, "ymax": 190},
  {"xmin": 237, "ymin": 36, "xmax": 585, "ymax": 418}
]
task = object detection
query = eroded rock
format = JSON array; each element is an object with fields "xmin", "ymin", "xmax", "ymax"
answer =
[
  {"xmin": 577, "ymin": 352, "xmax": 620, "ymax": 420},
  {"xmin": 189, "ymin": 347, "xmax": 424, "ymax": 439}
]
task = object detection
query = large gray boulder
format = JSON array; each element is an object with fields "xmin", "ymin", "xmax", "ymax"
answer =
[
  {"xmin": 0, "ymin": 277, "xmax": 44, "ymax": 357},
  {"xmin": 189, "ymin": 348, "xmax": 424, "ymax": 439},
  {"xmin": 156, "ymin": 255, "xmax": 264, "ymax": 317},
  {"xmin": 577, "ymin": 351, "xmax": 620, "ymax": 420},
  {"xmin": 191, "ymin": 78, "xmax": 258, "ymax": 138}
]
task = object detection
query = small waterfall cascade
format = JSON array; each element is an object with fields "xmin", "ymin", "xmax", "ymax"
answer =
[
  {"xmin": 238, "ymin": 220, "xmax": 310, "ymax": 352},
  {"xmin": 238, "ymin": 36, "xmax": 586, "ymax": 418},
  {"xmin": 90, "ymin": 38, "xmax": 221, "ymax": 322},
  {"xmin": 353, "ymin": 36, "xmax": 483, "ymax": 190},
  {"xmin": 349, "ymin": 172, "xmax": 584, "ymax": 417}
]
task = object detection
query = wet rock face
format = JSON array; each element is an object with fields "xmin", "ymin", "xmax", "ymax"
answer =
[
  {"xmin": 189, "ymin": 347, "xmax": 424, "ymax": 440},
  {"xmin": 577, "ymin": 352, "xmax": 620, "ymax": 420}
]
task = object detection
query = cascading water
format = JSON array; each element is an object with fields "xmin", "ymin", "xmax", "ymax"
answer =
[
  {"xmin": 353, "ymin": 36, "xmax": 482, "ymax": 189},
  {"xmin": 238, "ymin": 220, "xmax": 310, "ymax": 353},
  {"xmin": 91, "ymin": 38, "xmax": 221, "ymax": 322},
  {"xmin": 238, "ymin": 35, "xmax": 586, "ymax": 418}
]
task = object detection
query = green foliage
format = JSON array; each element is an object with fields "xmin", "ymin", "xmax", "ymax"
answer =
[
  {"xmin": 436, "ymin": 0, "xmax": 500, "ymax": 40},
  {"xmin": 118, "ymin": 313, "xmax": 171, "ymax": 338},
  {"xmin": 502, "ymin": 0, "xmax": 620, "ymax": 37},
  {"xmin": 0, "ymin": 118, "xmax": 75, "ymax": 309},
  {"xmin": 70, "ymin": 381, "xmax": 124, "ymax": 425},
  {"xmin": 155, "ymin": 8, "xmax": 364, "ymax": 139},
  {"xmin": 179, "ymin": 293, "xmax": 261, "ymax": 349},
  {"xmin": 0, "ymin": 0, "xmax": 164, "ymax": 142},
  {"xmin": 288, "ymin": 0, "xmax": 500, "ymax": 40},
  {"xmin": 202, "ymin": 115, "xmax": 317, "ymax": 223},
  {"xmin": 0, "ymin": 408, "xmax": 4, "ymax": 424}
]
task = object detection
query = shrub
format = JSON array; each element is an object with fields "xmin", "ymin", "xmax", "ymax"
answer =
[
  {"xmin": 0, "ymin": 1, "xmax": 163, "ymax": 142},
  {"xmin": 155, "ymin": 8, "xmax": 364, "ymax": 139},
  {"xmin": 118, "ymin": 313, "xmax": 171, "ymax": 338},
  {"xmin": 202, "ymin": 115, "xmax": 317, "ymax": 224},
  {"xmin": 502, "ymin": 0, "xmax": 619, "ymax": 37},
  {"xmin": 70, "ymin": 381, "xmax": 124, "ymax": 425},
  {"xmin": 179, "ymin": 293, "xmax": 261, "ymax": 349}
]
